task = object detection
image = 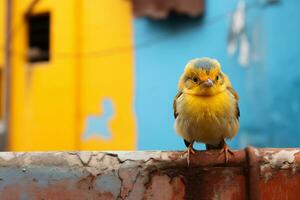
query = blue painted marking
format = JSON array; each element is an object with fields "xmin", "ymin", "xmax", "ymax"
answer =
[
  {"xmin": 20, "ymin": 193, "xmax": 30, "ymax": 200},
  {"xmin": 82, "ymin": 98, "xmax": 114, "ymax": 140},
  {"xmin": 95, "ymin": 174, "xmax": 121, "ymax": 199}
]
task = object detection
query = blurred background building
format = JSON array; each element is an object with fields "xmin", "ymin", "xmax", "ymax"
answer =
[{"xmin": 0, "ymin": 0, "xmax": 299, "ymax": 151}]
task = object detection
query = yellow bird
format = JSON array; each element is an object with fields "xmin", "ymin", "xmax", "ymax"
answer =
[{"xmin": 173, "ymin": 57, "xmax": 240, "ymax": 165}]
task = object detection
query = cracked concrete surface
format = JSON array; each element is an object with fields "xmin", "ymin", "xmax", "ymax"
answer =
[
  {"xmin": 0, "ymin": 148, "xmax": 299, "ymax": 199},
  {"xmin": 0, "ymin": 151, "xmax": 185, "ymax": 200}
]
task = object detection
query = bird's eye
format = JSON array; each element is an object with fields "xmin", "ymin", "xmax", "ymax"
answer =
[
  {"xmin": 216, "ymin": 75, "xmax": 219, "ymax": 81},
  {"xmin": 192, "ymin": 76, "xmax": 199, "ymax": 83}
]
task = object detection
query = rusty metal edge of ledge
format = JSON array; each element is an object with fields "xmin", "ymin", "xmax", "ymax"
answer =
[{"xmin": 0, "ymin": 147, "xmax": 299, "ymax": 200}]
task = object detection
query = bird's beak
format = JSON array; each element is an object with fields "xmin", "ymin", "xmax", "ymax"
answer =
[{"xmin": 203, "ymin": 79, "xmax": 214, "ymax": 87}]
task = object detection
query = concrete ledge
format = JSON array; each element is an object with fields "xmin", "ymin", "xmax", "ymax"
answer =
[{"xmin": 0, "ymin": 147, "xmax": 299, "ymax": 199}]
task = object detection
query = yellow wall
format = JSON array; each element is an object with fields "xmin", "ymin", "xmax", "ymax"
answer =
[
  {"xmin": 0, "ymin": 0, "xmax": 5, "ymax": 67},
  {"xmin": 0, "ymin": 1, "xmax": 5, "ymax": 120},
  {"xmin": 79, "ymin": 1, "xmax": 136, "ymax": 150},
  {"xmin": 9, "ymin": 0, "xmax": 136, "ymax": 151}
]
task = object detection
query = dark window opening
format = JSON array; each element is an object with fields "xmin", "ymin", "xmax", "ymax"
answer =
[
  {"xmin": 132, "ymin": 0, "xmax": 205, "ymax": 19},
  {"xmin": 27, "ymin": 13, "xmax": 50, "ymax": 63}
]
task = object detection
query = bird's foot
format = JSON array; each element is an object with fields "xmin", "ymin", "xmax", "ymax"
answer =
[
  {"xmin": 218, "ymin": 144, "xmax": 234, "ymax": 163},
  {"xmin": 185, "ymin": 143, "xmax": 196, "ymax": 167}
]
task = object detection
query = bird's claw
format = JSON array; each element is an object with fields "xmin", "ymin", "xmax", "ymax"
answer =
[
  {"xmin": 218, "ymin": 144, "xmax": 234, "ymax": 163},
  {"xmin": 185, "ymin": 144, "xmax": 196, "ymax": 167}
]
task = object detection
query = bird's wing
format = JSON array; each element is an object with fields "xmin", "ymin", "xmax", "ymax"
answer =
[
  {"xmin": 227, "ymin": 86, "xmax": 239, "ymax": 100},
  {"xmin": 227, "ymin": 86, "xmax": 240, "ymax": 120},
  {"xmin": 173, "ymin": 91, "xmax": 183, "ymax": 119}
]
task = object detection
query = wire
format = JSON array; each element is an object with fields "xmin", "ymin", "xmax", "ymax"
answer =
[{"xmin": 0, "ymin": 1, "xmax": 274, "ymax": 60}]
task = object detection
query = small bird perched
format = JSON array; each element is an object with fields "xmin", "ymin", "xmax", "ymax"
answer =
[{"xmin": 173, "ymin": 57, "xmax": 240, "ymax": 165}]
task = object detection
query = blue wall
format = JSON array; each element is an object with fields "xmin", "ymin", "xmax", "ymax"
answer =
[{"xmin": 134, "ymin": 0, "xmax": 300, "ymax": 150}]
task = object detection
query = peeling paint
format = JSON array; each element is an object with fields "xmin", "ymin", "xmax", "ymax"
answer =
[
  {"xmin": 126, "ymin": 173, "xmax": 149, "ymax": 200},
  {"xmin": 116, "ymin": 151, "xmax": 163, "ymax": 162},
  {"xmin": 262, "ymin": 150, "xmax": 299, "ymax": 170},
  {"xmin": 0, "ymin": 152, "xmax": 16, "ymax": 162},
  {"xmin": 96, "ymin": 174, "xmax": 122, "ymax": 199},
  {"xmin": 145, "ymin": 174, "xmax": 185, "ymax": 200},
  {"xmin": 260, "ymin": 149, "xmax": 300, "ymax": 184},
  {"xmin": 253, "ymin": 148, "xmax": 260, "ymax": 157},
  {"xmin": 263, "ymin": 171, "xmax": 273, "ymax": 182},
  {"xmin": 0, "ymin": 148, "xmax": 298, "ymax": 199},
  {"xmin": 78, "ymin": 152, "xmax": 93, "ymax": 165}
]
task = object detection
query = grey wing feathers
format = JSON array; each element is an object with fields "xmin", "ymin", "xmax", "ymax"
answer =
[
  {"xmin": 227, "ymin": 86, "xmax": 240, "ymax": 120},
  {"xmin": 236, "ymin": 103, "xmax": 240, "ymax": 120},
  {"xmin": 173, "ymin": 91, "xmax": 182, "ymax": 119}
]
